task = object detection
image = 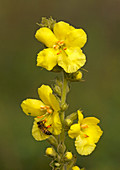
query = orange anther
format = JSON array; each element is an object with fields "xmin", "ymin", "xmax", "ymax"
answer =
[
  {"xmin": 47, "ymin": 109, "xmax": 53, "ymax": 114},
  {"xmin": 57, "ymin": 50, "xmax": 62, "ymax": 55},
  {"xmin": 47, "ymin": 125, "xmax": 51, "ymax": 128},
  {"xmin": 46, "ymin": 106, "xmax": 50, "ymax": 109},
  {"xmin": 40, "ymin": 106, "xmax": 46, "ymax": 109},
  {"xmin": 63, "ymin": 47, "xmax": 67, "ymax": 50},
  {"xmin": 37, "ymin": 115, "xmax": 43, "ymax": 118},
  {"xmin": 81, "ymin": 124, "xmax": 88, "ymax": 129},
  {"xmin": 53, "ymin": 44, "xmax": 59, "ymax": 49},
  {"xmin": 83, "ymin": 134, "xmax": 89, "ymax": 138},
  {"xmin": 44, "ymin": 118, "xmax": 47, "ymax": 122}
]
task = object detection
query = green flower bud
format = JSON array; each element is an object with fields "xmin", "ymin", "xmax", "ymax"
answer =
[
  {"xmin": 65, "ymin": 112, "xmax": 77, "ymax": 127},
  {"xmin": 37, "ymin": 16, "xmax": 56, "ymax": 30},
  {"xmin": 57, "ymin": 143, "xmax": 66, "ymax": 154},
  {"xmin": 54, "ymin": 85, "xmax": 61, "ymax": 96},
  {"xmin": 61, "ymin": 103, "xmax": 68, "ymax": 111}
]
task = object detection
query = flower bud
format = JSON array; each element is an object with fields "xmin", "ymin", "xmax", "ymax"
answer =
[
  {"xmin": 54, "ymin": 85, "xmax": 61, "ymax": 96},
  {"xmin": 66, "ymin": 71, "xmax": 82, "ymax": 82},
  {"xmin": 45, "ymin": 147, "xmax": 56, "ymax": 157},
  {"xmin": 57, "ymin": 143, "xmax": 66, "ymax": 154},
  {"xmin": 65, "ymin": 112, "xmax": 77, "ymax": 127},
  {"xmin": 65, "ymin": 152, "xmax": 73, "ymax": 161},
  {"xmin": 61, "ymin": 103, "xmax": 68, "ymax": 111},
  {"xmin": 75, "ymin": 71, "xmax": 82, "ymax": 80},
  {"xmin": 72, "ymin": 166, "xmax": 80, "ymax": 170}
]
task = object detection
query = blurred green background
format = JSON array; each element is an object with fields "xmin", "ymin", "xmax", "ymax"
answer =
[{"xmin": 0, "ymin": 0, "xmax": 120, "ymax": 169}]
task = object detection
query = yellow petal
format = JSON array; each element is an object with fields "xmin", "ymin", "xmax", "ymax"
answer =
[
  {"xmin": 21, "ymin": 99, "xmax": 45, "ymax": 116},
  {"xmin": 82, "ymin": 124, "xmax": 103, "ymax": 143},
  {"xmin": 37, "ymin": 48, "xmax": 58, "ymax": 71},
  {"xmin": 32, "ymin": 120, "xmax": 49, "ymax": 141},
  {"xmin": 49, "ymin": 93, "xmax": 60, "ymax": 111},
  {"xmin": 77, "ymin": 110, "xmax": 84, "ymax": 124},
  {"xmin": 58, "ymin": 47, "xmax": 86, "ymax": 73},
  {"xmin": 65, "ymin": 29, "xmax": 87, "ymax": 48},
  {"xmin": 82, "ymin": 117, "xmax": 100, "ymax": 125},
  {"xmin": 38, "ymin": 85, "xmax": 52, "ymax": 106},
  {"xmin": 68, "ymin": 124, "xmax": 80, "ymax": 139},
  {"xmin": 75, "ymin": 135, "xmax": 96, "ymax": 155},
  {"xmin": 53, "ymin": 21, "xmax": 75, "ymax": 40},
  {"xmin": 35, "ymin": 27, "xmax": 58, "ymax": 47},
  {"xmin": 52, "ymin": 111, "xmax": 62, "ymax": 135}
]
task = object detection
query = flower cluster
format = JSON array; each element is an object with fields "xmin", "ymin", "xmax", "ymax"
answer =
[{"xmin": 21, "ymin": 17, "xmax": 103, "ymax": 169}]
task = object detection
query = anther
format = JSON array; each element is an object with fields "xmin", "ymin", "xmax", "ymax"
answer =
[
  {"xmin": 81, "ymin": 124, "xmax": 88, "ymax": 129},
  {"xmin": 47, "ymin": 125, "xmax": 51, "ymax": 128},
  {"xmin": 53, "ymin": 44, "xmax": 59, "ymax": 49},
  {"xmin": 47, "ymin": 109, "xmax": 53, "ymax": 114},
  {"xmin": 45, "ymin": 106, "xmax": 50, "ymax": 109},
  {"xmin": 44, "ymin": 118, "xmax": 47, "ymax": 122},
  {"xmin": 63, "ymin": 47, "xmax": 67, "ymax": 50},
  {"xmin": 57, "ymin": 50, "xmax": 62, "ymax": 55},
  {"xmin": 40, "ymin": 106, "xmax": 46, "ymax": 110},
  {"xmin": 37, "ymin": 115, "xmax": 44, "ymax": 118},
  {"xmin": 83, "ymin": 134, "xmax": 89, "ymax": 138}
]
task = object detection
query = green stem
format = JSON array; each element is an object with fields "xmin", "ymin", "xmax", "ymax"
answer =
[
  {"xmin": 60, "ymin": 71, "xmax": 68, "ymax": 123},
  {"xmin": 59, "ymin": 71, "xmax": 68, "ymax": 169}
]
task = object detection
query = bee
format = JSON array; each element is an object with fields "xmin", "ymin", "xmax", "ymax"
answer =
[{"xmin": 37, "ymin": 121, "xmax": 52, "ymax": 135}]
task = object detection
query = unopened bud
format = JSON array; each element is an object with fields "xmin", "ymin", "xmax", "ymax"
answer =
[
  {"xmin": 57, "ymin": 143, "xmax": 66, "ymax": 154},
  {"xmin": 61, "ymin": 103, "xmax": 68, "ymax": 111},
  {"xmin": 72, "ymin": 166, "xmax": 80, "ymax": 170},
  {"xmin": 65, "ymin": 152, "xmax": 73, "ymax": 161},
  {"xmin": 54, "ymin": 85, "xmax": 61, "ymax": 96},
  {"xmin": 45, "ymin": 147, "xmax": 56, "ymax": 157},
  {"xmin": 65, "ymin": 112, "xmax": 77, "ymax": 127},
  {"xmin": 66, "ymin": 71, "xmax": 82, "ymax": 82},
  {"xmin": 75, "ymin": 71, "xmax": 82, "ymax": 80}
]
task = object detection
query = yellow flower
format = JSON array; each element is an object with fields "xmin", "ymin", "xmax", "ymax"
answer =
[
  {"xmin": 35, "ymin": 21, "xmax": 87, "ymax": 73},
  {"xmin": 21, "ymin": 85, "xmax": 62, "ymax": 141},
  {"xmin": 68, "ymin": 110, "xmax": 103, "ymax": 155}
]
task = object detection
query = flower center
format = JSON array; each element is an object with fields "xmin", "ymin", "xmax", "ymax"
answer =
[
  {"xmin": 40, "ymin": 105, "xmax": 53, "ymax": 114},
  {"xmin": 53, "ymin": 40, "xmax": 67, "ymax": 55},
  {"xmin": 80, "ymin": 124, "xmax": 89, "ymax": 138}
]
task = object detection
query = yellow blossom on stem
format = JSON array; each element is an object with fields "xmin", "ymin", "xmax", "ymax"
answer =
[
  {"xmin": 68, "ymin": 110, "xmax": 103, "ymax": 155},
  {"xmin": 35, "ymin": 21, "xmax": 87, "ymax": 73},
  {"xmin": 21, "ymin": 85, "xmax": 62, "ymax": 141}
]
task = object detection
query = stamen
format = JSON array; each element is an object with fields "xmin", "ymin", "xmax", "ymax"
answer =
[
  {"xmin": 81, "ymin": 124, "xmax": 88, "ymax": 129},
  {"xmin": 45, "ymin": 106, "xmax": 50, "ymax": 109},
  {"xmin": 57, "ymin": 40, "xmax": 64, "ymax": 46},
  {"xmin": 47, "ymin": 125, "xmax": 51, "ymax": 128},
  {"xmin": 40, "ymin": 106, "xmax": 46, "ymax": 110},
  {"xmin": 47, "ymin": 109, "xmax": 53, "ymax": 114},
  {"xmin": 83, "ymin": 134, "xmax": 89, "ymax": 138},
  {"xmin": 53, "ymin": 44, "xmax": 59, "ymax": 49},
  {"xmin": 37, "ymin": 115, "xmax": 44, "ymax": 118},
  {"xmin": 44, "ymin": 118, "xmax": 47, "ymax": 122},
  {"xmin": 63, "ymin": 47, "xmax": 67, "ymax": 50},
  {"xmin": 57, "ymin": 50, "xmax": 62, "ymax": 55}
]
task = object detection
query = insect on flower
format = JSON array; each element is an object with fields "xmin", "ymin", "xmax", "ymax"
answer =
[{"xmin": 37, "ymin": 120, "xmax": 52, "ymax": 135}]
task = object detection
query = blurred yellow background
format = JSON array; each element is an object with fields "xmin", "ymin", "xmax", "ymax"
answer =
[{"xmin": 0, "ymin": 0, "xmax": 120, "ymax": 169}]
